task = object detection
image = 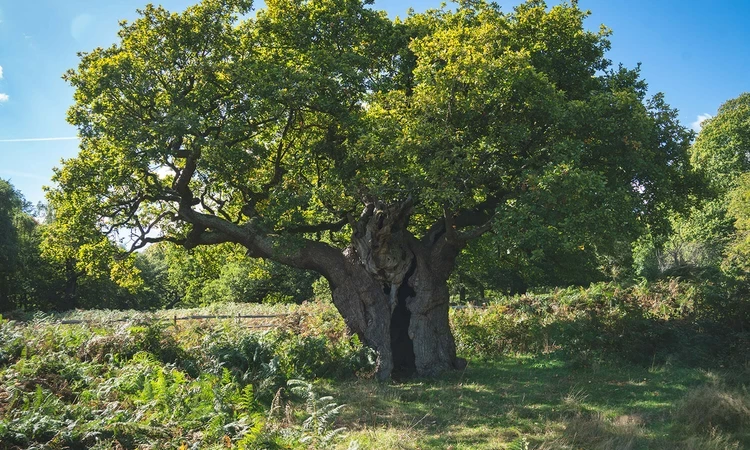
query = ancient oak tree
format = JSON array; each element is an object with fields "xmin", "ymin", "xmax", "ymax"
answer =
[{"xmin": 53, "ymin": 0, "xmax": 693, "ymax": 379}]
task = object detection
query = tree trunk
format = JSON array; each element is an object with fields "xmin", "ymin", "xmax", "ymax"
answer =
[
  {"xmin": 328, "ymin": 252, "xmax": 395, "ymax": 380},
  {"xmin": 406, "ymin": 244, "xmax": 464, "ymax": 377},
  {"xmin": 0, "ymin": 272, "xmax": 12, "ymax": 312},
  {"xmin": 58, "ymin": 259, "xmax": 79, "ymax": 311},
  {"xmin": 188, "ymin": 196, "xmax": 467, "ymax": 380},
  {"xmin": 324, "ymin": 200, "xmax": 464, "ymax": 380},
  {"xmin": 328, "ymin": 245, "xmax": 462, "ymax": 380}
]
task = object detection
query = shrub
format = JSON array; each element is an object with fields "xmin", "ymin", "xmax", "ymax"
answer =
[
  {"xmin": 275, "ymin": 331, "xmax": 374, "ymax": 381},
  {"xmin": 78, "ymin": 325, "xmax": 138, "ymax": 363},
  {"xmin": 0, "ymin": 318, "xmax": 24, "ymax": 367},
  {"xmin": 0, "ymin": 310, "xmax": 373, "ymax": 449},
  {"xmin": 128, "ymin": 322, "xmax": 189, "ymax": 365},
  {"xmin": 451, "ymin": 304, "xmax": 540, "ymax": 358},
  {"xmin": 451, "ymin": 280, "xmax": 750, "ymax": 367}
]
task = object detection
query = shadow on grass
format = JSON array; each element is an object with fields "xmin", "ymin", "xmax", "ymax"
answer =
[{"xmin": 331, "ymin": 355, "xmax": 745, "ymax": 449}]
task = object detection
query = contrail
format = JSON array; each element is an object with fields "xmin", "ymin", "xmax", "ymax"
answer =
[
  {"xmin": 0, "ymin": 170, "xmax": 48, "ymax": 180},
  {"xmin": 0, "ymin": 137, "xmax": 79, "ymax": 143}
]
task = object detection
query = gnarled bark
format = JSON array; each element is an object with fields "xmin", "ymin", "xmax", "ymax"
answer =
[
  {"xmin": 328, "ymin": 258, "xmax": 394, "ymax": 380},
  {"xmin": 351, "ymin": 199, "xmax": 415, "ymax": 312},
  {"xmin": 405, "ymin": 236, "xmax": 466, "ymax": 376},
  {"xmin": 327, "ymin": 200, "xmax": 466, "ymax": 379}
]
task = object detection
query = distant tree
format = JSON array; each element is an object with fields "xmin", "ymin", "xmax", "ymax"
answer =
[
  {"xmin": 723, "ymin": 173, "xmax": 750, "ymax": 279},
  {"xmin": 53, "ymin": 0, "xmax": 695, "ymax": 379},
  {"xmin": 0, "ymin": 181, "xmax": 61, "ymax": 311},
  {"xmin": 0, "ymin": 180, "xmax": 28, "ymax": 311},
  {"xmin": 686, "ymin": 93, "xmax": 750, "ymax": 278},
  {"xmin": 141, "ymin": 242, "xmax": 316, "ymax": 306},
  {"xmin": 691, "ymin": 93, "xmax": 750, "ymax": 193},
  {"xmin": 635, "ymin": 93, "xmax": 750, "ymax": 280},
  {"xmin": 40, "ymin": 197, "xmax": 145, "ymax": 311}
]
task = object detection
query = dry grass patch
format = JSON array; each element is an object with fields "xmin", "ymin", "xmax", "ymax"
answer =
[
  {"xmin": 674, "ymin": 385, "xmax": 750, "ymax": 433},
  {"xmin": 678, "ymin": 432, "xmax": 743, "ymax": 450},
  {"xmin": 536, "ymin": 412, "xmax": 646, "ymax": 450}
]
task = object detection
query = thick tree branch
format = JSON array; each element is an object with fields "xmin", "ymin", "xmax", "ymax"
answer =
[
  {"xmin": 127, "ymin": 229, "xmax": 233, "ymax": 253},
  {"xmin": 457, "ymin": 219, "xmax": 494, "ymax": 241},
  {"xmin": 174, "ymin": 146, "xmax": 200, "ymax": 200},
  {"xmin": 177, "ymin": 203, "xmax": 351, "ymax": 282},
  {"xmin": 240, "ymin": 110, "xmax": 296, "ymax": 218}
]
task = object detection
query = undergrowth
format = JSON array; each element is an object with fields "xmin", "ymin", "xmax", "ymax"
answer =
[
  {"xmin": 451, "ymin": 280, "xmax": 750, "ymax": 369},
  {"xmin": 2, "ymin": 279, "xmax": 749, "ymax": 448},
  {"xmin": 0, "ymin": 306, "xmax": 372, "ymax": 449}
]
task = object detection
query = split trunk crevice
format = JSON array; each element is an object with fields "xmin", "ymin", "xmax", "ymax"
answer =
[{"xmin": 326, "ymin": 200, "xmax": 466, "ymax": 380}]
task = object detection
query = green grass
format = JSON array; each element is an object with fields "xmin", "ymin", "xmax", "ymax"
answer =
[{"xmin": 328, "ymin": 356, "xmax": 750, "ymax": 449}]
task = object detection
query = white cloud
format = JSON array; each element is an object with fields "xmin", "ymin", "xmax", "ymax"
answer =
[
  {"xmin": 0, "ymin": 66, "xmax": 5, "ymax": 102},
  {"xmin": 0, "ymin": 66, "xmax": 5, "ymax": 101},
  {"xmin": 691, "ymin": 113, "xmax": 712, "ymax": 133}
]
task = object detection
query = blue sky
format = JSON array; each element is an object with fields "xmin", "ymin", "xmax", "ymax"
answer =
[{"xmin": 0, "ymin": 0, "xmax": 748, "ymax": 206}]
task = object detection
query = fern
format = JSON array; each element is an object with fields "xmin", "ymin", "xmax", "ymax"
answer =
[
  {"xmin": 237, "ymin": 384, "xmax": 257, "ymax": 414},
  {"xmin": 508, "ymin": 436, "xmax": 531, "ymax": 450},
  {"xmin": 287, "ymin": 379, "xmax": 348, "ymax": 448},
  {"xmin": 234, "ymin": 413, "xmax": 267, "ymax": 450}
]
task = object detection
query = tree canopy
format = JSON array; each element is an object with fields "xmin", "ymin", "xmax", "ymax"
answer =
[
  {"xmin": 52, "ymin": 0, "xmax": 696, "ymax": 378},
  {"xmin": 691, "ymin": 92, "xmax": 750, "ymax": 193},
  {"xmin": 687, "ymin": 93, "xmax": 750, "ymax": 280},
  {"xmin": 55, "ymin": 0, "xmax": 692, "ymax": 254}
]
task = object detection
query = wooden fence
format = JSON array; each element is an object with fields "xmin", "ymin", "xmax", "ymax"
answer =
[
  {"xmin": 57, "ymin": 313, "xmax": 288, "ymax": 328},
  {"xmin": 50, "ymin": 305, "xmax": 483, "ymax": 327}
]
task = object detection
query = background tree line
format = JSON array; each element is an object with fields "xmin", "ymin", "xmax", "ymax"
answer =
[{"xmin": 0, "ymin": 188, "xmax": 317, "ymax": 312}]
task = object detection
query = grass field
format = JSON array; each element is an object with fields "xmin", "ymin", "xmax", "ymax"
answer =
[
  {"xmin": 2, "ymin": 295, "xmax": 750, "ymax": 449},
  {"xmin": 329, "ymin": 356, "xmax": 750, "ymax": 449}
]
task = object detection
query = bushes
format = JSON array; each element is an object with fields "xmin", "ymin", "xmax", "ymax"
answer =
[
  {"xmin": 2, "ymin": 291, "xmax": 749, "ymax": 448},
  {"xmin": 0, "ymin": 318, "xmax": 23, "ymax": 367},
  {"xmin": 451, "ymin": 304, "xmax": 540, "ymax": 357},
  {"xmin": 451, "ymin": 280, "xmax": 750, "ymax": 367}
]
